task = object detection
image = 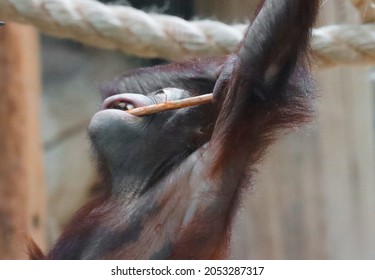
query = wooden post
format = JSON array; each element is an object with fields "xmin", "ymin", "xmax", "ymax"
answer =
[
  {"xmin": 0, "ymin": 23, "xmax": 45, "ymax": 259},
  {"xmin": 195, "ymin": 0, "xmax": 258, "ymax": 22},
  {"xmin": 196, "ymin": 0, "xmax": 375, "ymax": 259},
  {"xmin": 234, "ymin": 1, "xmax": 375, "ymax": 259},
  {"xmin": 312, "ymin": 0, "xmax": 375, "ymax": 259}
]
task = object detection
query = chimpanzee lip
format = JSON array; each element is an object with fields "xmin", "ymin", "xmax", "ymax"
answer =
[{"xmin": 101, "ymin": 94, "xmax": 152, "ymax": 112}]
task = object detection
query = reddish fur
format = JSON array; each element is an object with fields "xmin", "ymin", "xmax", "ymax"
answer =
[
  {"xmin": 28, "ymin": 0, "xmax": 320, "ymax": 260},
  {"xmin": 27, "ymin": 236, "xmax": 45, "ymax": 260}
]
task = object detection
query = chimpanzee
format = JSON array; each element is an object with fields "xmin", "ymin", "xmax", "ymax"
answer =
[{"xmin": 29, "ymin": 0, "xmax": 319, "ymax": 259}]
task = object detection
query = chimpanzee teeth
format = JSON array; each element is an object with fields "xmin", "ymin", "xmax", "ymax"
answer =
[
  {"xmin": 126, "ymin": 104, "xmax": 135, "ymax": 110},
  {"xmin": 111, "ymin": 101, "xmax": 135, "ymax": 111},
  {"xmin": 118, "ymin": 102, "xmax": 127, "ymax": 110}
]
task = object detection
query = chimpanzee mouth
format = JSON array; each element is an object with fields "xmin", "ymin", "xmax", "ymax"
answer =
[
  {"xmin": 109, "ymin": 100, "xmax": 135, "ymax": 111},
  {"xmin": 101, "ymin": 89, "xmax": 191, "ymax": 117},
  {"xmin": 101, "ymin": 94, "xmax": 153, "ymax": 113}
]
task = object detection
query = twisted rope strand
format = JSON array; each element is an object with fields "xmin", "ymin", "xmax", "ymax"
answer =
[
  {"xmin": 312, "ymin": 24, "xmax": 375, "ymax": 67},
  {"xmin": 1, "ymin": 0, "xmax": 375, "ymax": 67}
]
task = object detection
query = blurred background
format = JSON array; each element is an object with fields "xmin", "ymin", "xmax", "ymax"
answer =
[{"xmin": 0, "ymin": 0, "xmax": 375, "ymax": 259}]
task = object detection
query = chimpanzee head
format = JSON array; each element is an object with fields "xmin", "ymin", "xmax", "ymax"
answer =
[{"xmin": 88, "ymin": 58, "xmax": 224, "ymax": 195}]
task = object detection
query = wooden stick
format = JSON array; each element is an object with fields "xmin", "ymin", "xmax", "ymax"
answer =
[{"xmin": 127, "ymin": 93, "xmax": 213, "ymax": 117}]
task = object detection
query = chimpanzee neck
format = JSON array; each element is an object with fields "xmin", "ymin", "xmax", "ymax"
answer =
[
  {"xmin": 111, "ymin": 174, "xmax": 149, "ymax": 198},
  {"xmin": 109, "ymin": 160, "xmax": 168, "ymax": 198}
]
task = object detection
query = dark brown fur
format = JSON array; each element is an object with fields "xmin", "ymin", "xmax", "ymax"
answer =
[{"xmin": 30, "ymin": 0, "xmax": 320, "ymax": 259}]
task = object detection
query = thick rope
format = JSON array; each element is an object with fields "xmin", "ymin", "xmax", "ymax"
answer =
[
  {"xmin": 312, "ymin": 24, "xmax": 375, "ymax": 67},
  {"xmin": 1, "ymin": 0, "xmax": 375, "ymax": 67}
]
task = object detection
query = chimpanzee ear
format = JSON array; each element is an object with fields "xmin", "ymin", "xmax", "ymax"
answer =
[{"xmin": 99, "ymin": 57, "xmax": 226, "ymax": 100}]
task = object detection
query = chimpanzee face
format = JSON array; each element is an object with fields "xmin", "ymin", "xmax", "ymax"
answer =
[{"xmin": 88, "ymin": 87, "xmax": 215, "ymax": 194}]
